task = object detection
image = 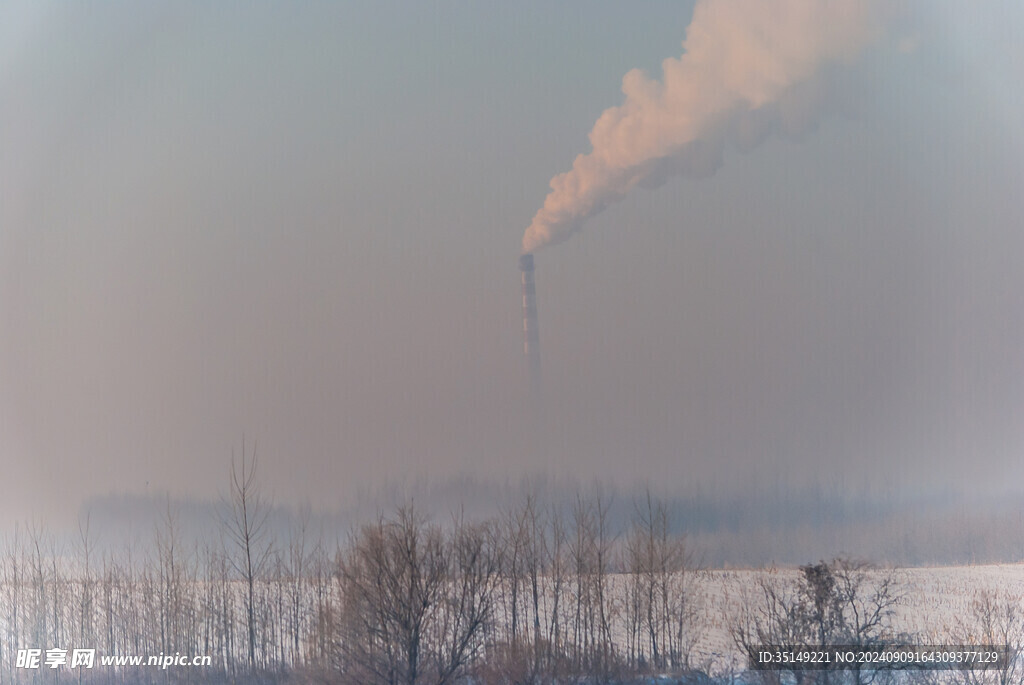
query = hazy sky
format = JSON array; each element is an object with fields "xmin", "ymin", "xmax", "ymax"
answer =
[{"xmin": 1, "ymin": 1, "xmax": 1022, "ymax": 525}]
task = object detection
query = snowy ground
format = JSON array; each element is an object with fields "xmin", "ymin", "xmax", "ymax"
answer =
[{"xmin": 693, "ymin": 564, "xmax": 1024, "ymax": 675}]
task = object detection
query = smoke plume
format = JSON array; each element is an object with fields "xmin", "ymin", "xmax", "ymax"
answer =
[{"xmin": 522, "ymin": 0, "xmax": 889, "ymax": 253}]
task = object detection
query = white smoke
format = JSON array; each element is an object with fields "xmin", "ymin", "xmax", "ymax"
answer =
[{"xmin": 523, "ymin": 0, "xmax": 891, "ymax": 254}]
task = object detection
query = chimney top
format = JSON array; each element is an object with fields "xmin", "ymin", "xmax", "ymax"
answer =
[{"xmin": 519, "ymin": 254, "xmax": 534, "ymax": 272}]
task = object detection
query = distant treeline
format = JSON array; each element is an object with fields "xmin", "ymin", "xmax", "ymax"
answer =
[{"xmin": 78, "ymin": 473, "xmax": 1024, "ymax": 567}]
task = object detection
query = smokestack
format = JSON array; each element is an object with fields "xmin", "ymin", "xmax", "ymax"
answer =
[{"xmin": 520, "ymin": 253, "xmax": 541, "ymax": 389}]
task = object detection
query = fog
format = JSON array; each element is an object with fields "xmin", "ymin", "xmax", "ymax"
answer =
[{"xmin": 1, "ymin": 1, "xmax": 1022, "ymax": 553}]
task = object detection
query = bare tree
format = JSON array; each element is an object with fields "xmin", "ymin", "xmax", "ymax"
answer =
[
  {"xmin": 26, "ymin": 521, "xmax": 49, "ymax": 653},
  {"xmin": 948, "ymin": 589, "xmax": 1024, "ymax": 685},
  {"xmin": 338, "ymin": 505, "xmax": 447, "ymax": 685},
  {"xmin": 1, "ymin": 527, "xmax": 25, "ymax": 685},
  {"xmin": 431, "ymin": 514, "xmax": 502, "ymax": 685},
  {"xmin": 283, "ymin": 505, "xmax": 311, "ymax": 669},
  {"xmin": 75, "ymin": 514, "xmax": 97, "ymax": 685},
  {"xmin": 563, "ymin": 488, "xmax": 619, "ymax": 680},
  {"xmin": 498, "ymin": 497, "xmax": 530, "ymax": 650},
  {"xmin": 337, "ymin": 504, "xmax": 501, "ymax": 685},
  {"xmin": 221, "ymin": 438, "xmax": 272, "ymax": 670},
  {"xmin": 306, "ymin": 531, "xmax": 337, "ymax": 671},
  {"xmin": 624, "ymin": 490, "xmax": 700, "ymax": 674},
  {"xmin": 733, "ymin": 558, "xmax": 902, "ymax": 685},
  {"xmin": 545, "ymin": 503, "xmax": 568, "ymax": 673}
]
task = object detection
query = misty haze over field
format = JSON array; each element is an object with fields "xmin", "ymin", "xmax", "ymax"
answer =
[{"xmin": 1, "ymin": 1, "xmax": 1023, "ymax": 563}]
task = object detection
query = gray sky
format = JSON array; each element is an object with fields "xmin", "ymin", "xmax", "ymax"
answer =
[{"xmin": 1, "ymin": 1, "xmax": 1022, "ymax": 526}]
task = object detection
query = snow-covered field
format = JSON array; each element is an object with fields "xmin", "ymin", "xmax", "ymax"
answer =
[
  {"xmin": 693, "ymin": 564, "xmax": 1024, "ymax": 675},
  {"xmin": 3, "ymin": 556, "xmax": 1022, "ymax": 681}
]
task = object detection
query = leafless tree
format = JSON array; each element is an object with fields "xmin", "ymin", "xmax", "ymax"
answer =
[
  {"xmin": 283, "ymin": 505, "xmax": 311, "ymax": 668},
  {"xmin": 305, "ymin": 531, "xmax": 338, "ymax": 672},
  {"xmin": 564, "ymin": 489, "xmax": 619, "ymax": 680},
  {"xmin": 1, "ymin": 527, "xmax": 25, "ymax": 685},
  {"xmin": 221, "ymin": 438, "xmax": 272, "ymax": 671},
  {"xmin": 545, "ymin": 502, "xmax": 568, "ymax": 672},
  {"xmin": 338, "ymin": 505, "xmax": 447, "ymax": 685},
  {"xmin": 948, "ymin": 589, "xmax": 1024, "ymax": 685},
  {"xmin": 74, "ymin": 514, "xmax": 97, "ymax": 685},
  {"xmin": 430, "ymin": 514, "xmax": 502, "ymax": 685},
  {"xmin": 337, "ymin": 504, "xmax": 501, "ymax": 685},
  {"xmin": 733, "ymin": 558, "xmax": 902, "ymax": 685},
  {"xmin": 498, "ymin": 497, "xmax": 530, "ymax": 650},
  {"xmin": 624, "ymin": 490, "xmax": 700, "ymax": 674}
]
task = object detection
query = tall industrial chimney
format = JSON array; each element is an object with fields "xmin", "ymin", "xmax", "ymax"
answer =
[{"xmin": 519, "ymin": 253, "xmax": 541, "ymax": 389}]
